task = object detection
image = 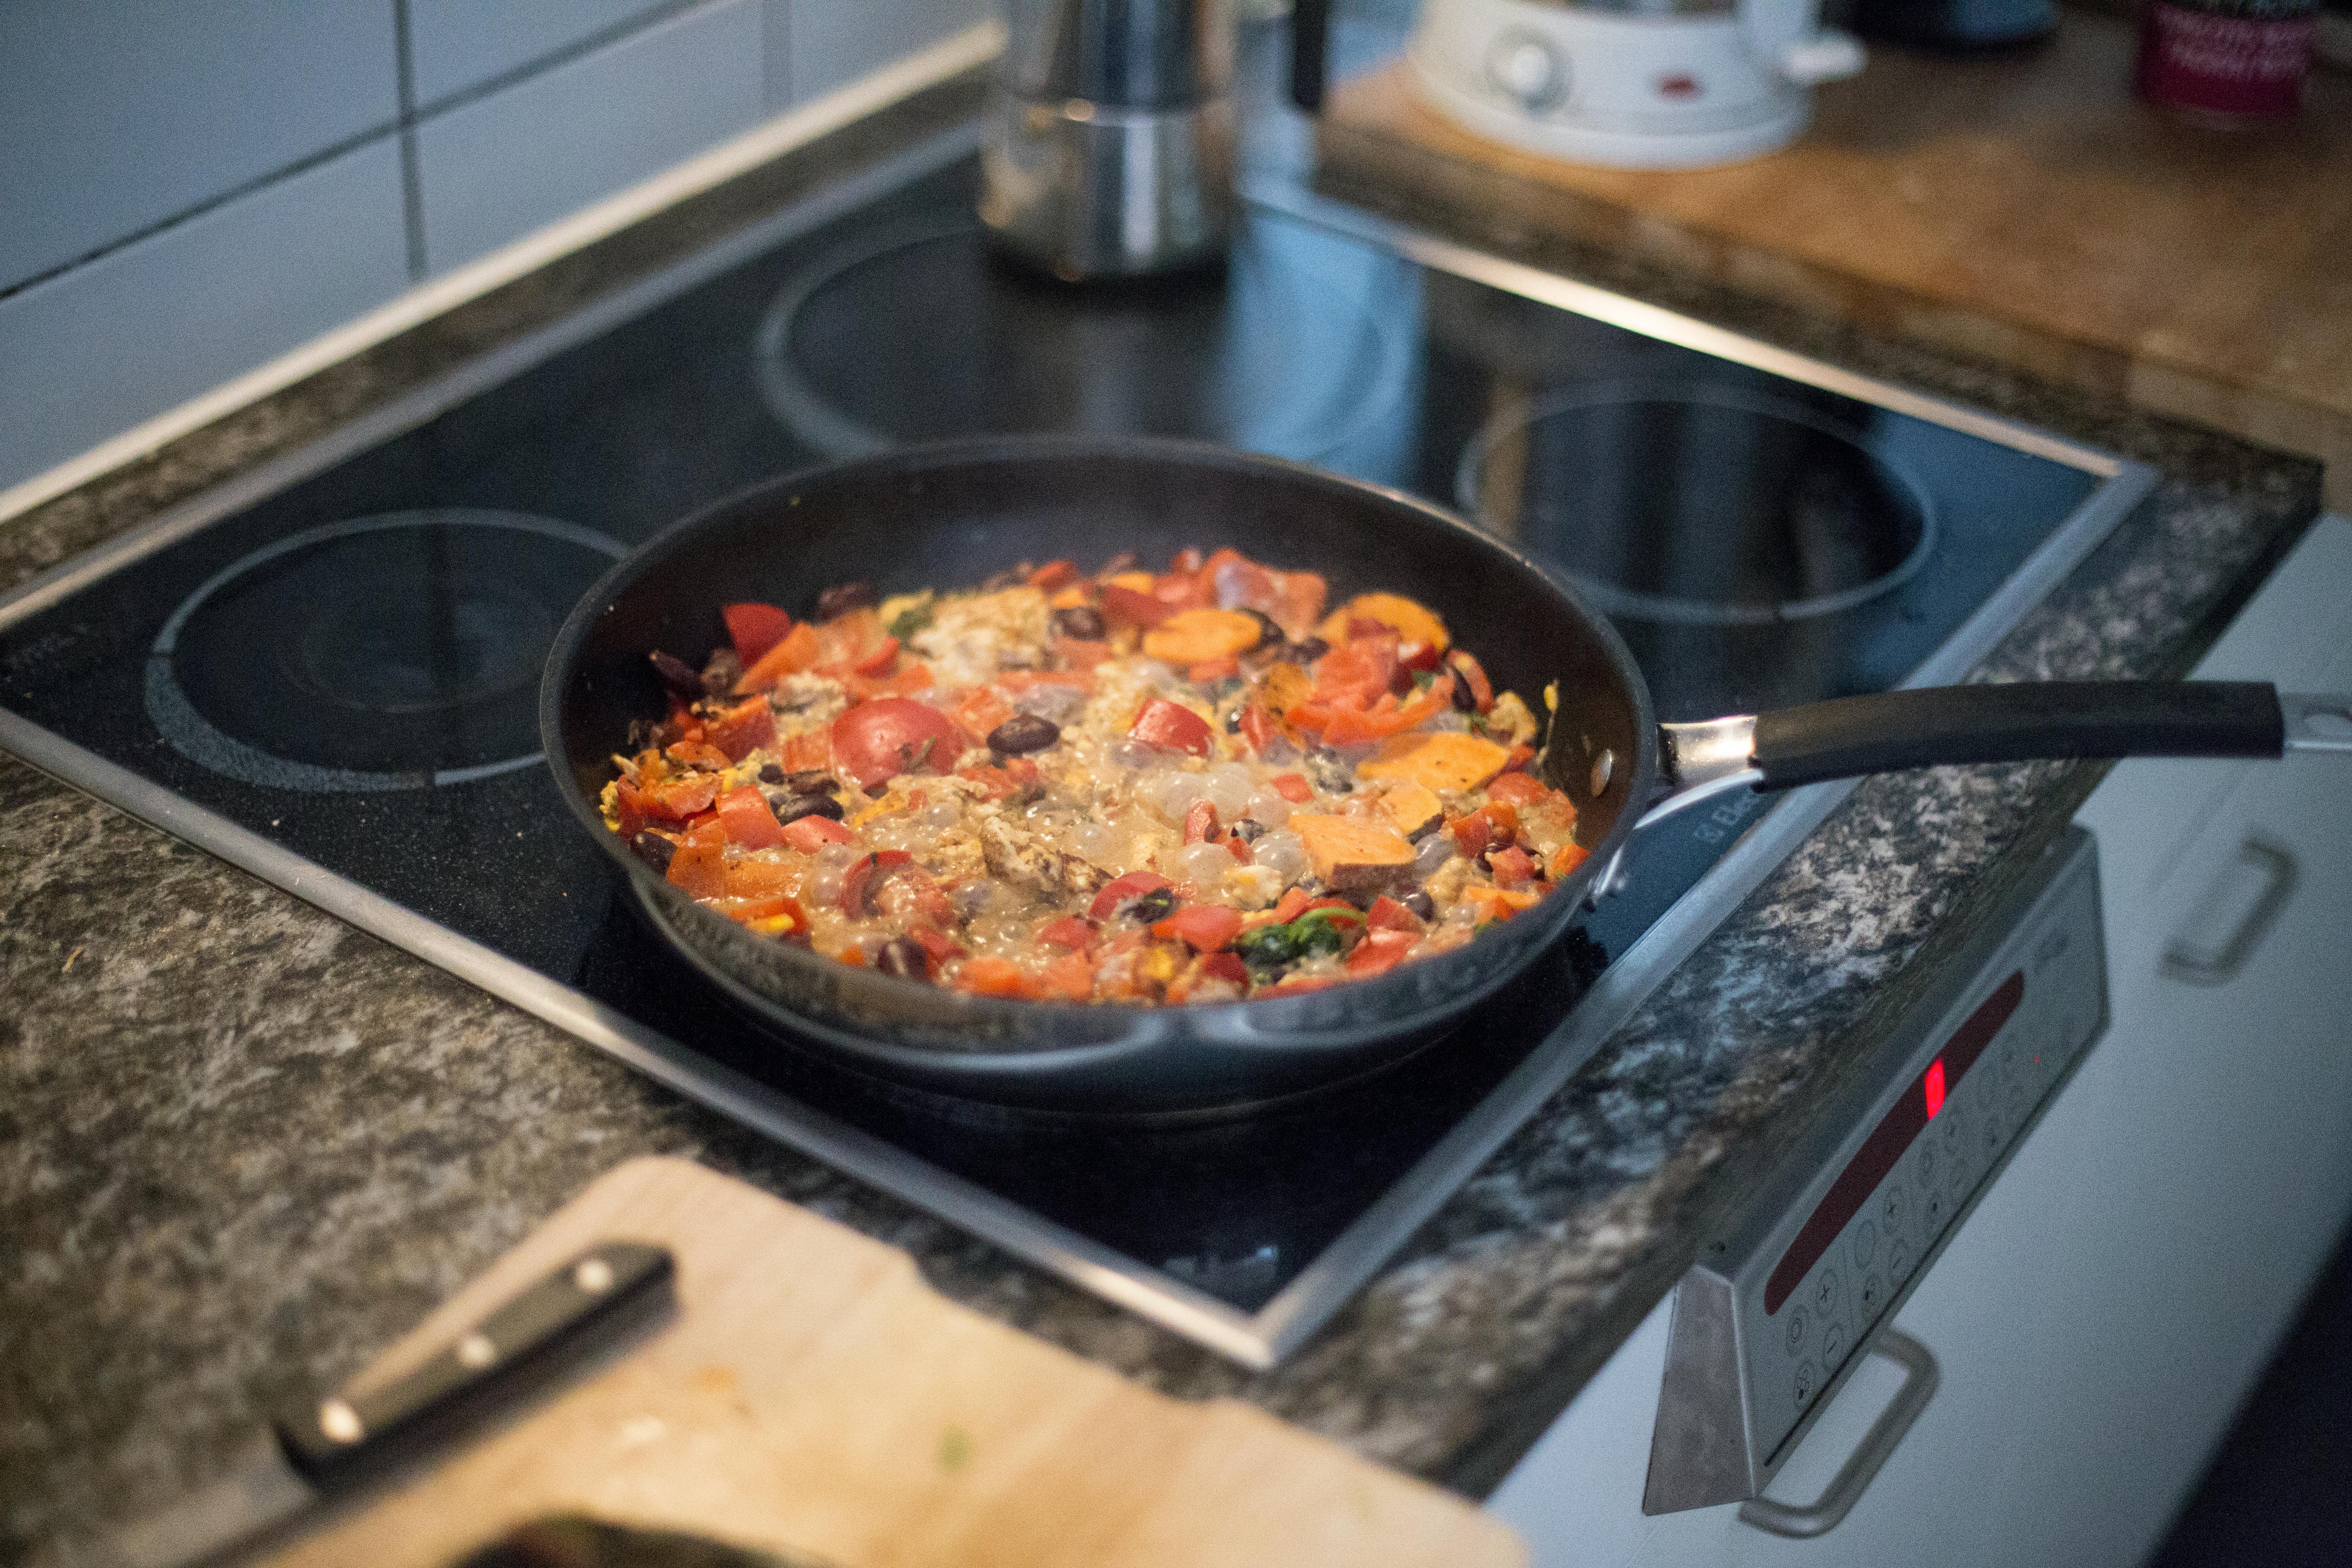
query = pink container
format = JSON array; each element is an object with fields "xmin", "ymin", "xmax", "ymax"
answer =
[{"xmin": 2137, "ymin": 0, "xmax": 2318, "ymax": 120}]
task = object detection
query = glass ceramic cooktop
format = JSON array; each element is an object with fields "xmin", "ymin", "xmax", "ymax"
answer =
[{"xmin": 0, "ymin": 146, "xmax": 2145, "ymax": 1365}]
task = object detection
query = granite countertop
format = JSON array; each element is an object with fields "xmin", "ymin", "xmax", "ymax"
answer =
[{"xmin": 0, "ymin": 51, "xmax": 2324, "ymax": 1564}]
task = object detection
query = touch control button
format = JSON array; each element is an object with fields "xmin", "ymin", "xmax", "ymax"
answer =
[
  {"xmin": 1794, "ymin": 1360, "xmax": 1820, "ymax": 1406},
  {"xmin": 1785, "ymin": 1307, "xmax": 1809, "ymax": 1354},
  {"xmin": 1889, "ymin": 1240, "xmax": 1913, "ymax": 1277},
  {"xmin": 1822, "ymin": 1320, "xmax": 1846, "ymax": 1363},
  {"xmin": 1883, "ymin": 1188, "xmax": 1906, "ymax": 1230},
  {"xmin": 1919, "ymin": 1144, "xmax": 1939, "ymax": 1184},
  {"xmin": 1860, "ymin": 1272, "xmax": 1885, "ymax": 1314},
  {"xmin": 1814, "ymin": 1270, "xmax": 1841, "ymax": 1316},
  {"xmin": 1853, "ymin": 1221, "xmax": 1877, "ymax": 1268}
]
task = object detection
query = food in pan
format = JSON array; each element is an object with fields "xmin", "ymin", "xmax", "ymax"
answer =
[{"xmin": 601, "ymin": 548, "xmax": 1589, "ymax": 1004}]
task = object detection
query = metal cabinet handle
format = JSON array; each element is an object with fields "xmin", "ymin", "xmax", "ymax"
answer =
[
  {"xmin": 2160, "ymin": 837, "xmax": 2296, "ymax": 986},
  {"xmin": 1738, "ymin": 1328, "xmax": 1939, "ymax": 1539}
]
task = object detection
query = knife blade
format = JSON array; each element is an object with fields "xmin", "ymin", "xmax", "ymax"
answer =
[{"xmin": 56, "ymin": 1241, "xmax": 673, "ymax": 1568}]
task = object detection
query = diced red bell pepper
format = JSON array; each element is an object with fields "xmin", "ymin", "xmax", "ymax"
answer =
[
  {"xmin": 664, "ymin": 820, "xmax": 728, "ymax": 899},
  {"xmin": 638, "ymin": 774, "xmax": 720, "ymax": 821},
  {"xmin": 1397, "ymin": 640, "xmax": 1443, "ymax": 672},
  {"xmin": 781, "ymin": 814, "xmax": 855, "ymax": 853},
  {"xmin": 1088, "ymin": 870, "xmax": 1172, "ymax": 921},
  {"xmin": 1031, "ymin": 951, "xmax": 1096, "ymax": 1001},
  {"xmin": 705, "ymin": 696, "xmax": 776, "ymax": 763},
  {"xmin": 1027, "ymin": 559, "xmax": 1079, "ymax": 591},
  {"xmin": 1549, "ymin": 844, "xmax": 1592, "ymax": 879},
  {"xmin": 1052, "ymin": 636, "xmax": 1112, "ymax": 670},
  {"xmin": 1490, "ymin": 845, "xmax": 1537, "ymax": 888},
  {"xmin": 1487, "ymin": 771, "xmax": 1553, "ymax": 808},
  {"xmin": 849, "ymin": 634, "xmax": 901, "ymax": 677},
  {"xmin": 1270, "ymin": 772, "xmax": 1313, "ymax": 803},
  {"xmin": 715, "ymin": 785, "xmax": 789, "ymax": 850},
  {"xmin": 1504, "ymin": 744, "xmax": 1536, "ymax": 772},
  {"xmin": 1268, "ymin": 886, "xmax": 1312, "ymax": 925},
  {"xmin": 1038, "ymin": 916, "xmax": 1096, "ymax": 949},
  {"xmin": 831, "ymin": 697, "xmax": 971, "ymax": 789},
  {"xmin": 1237, "ymin": 702, "xmax": 1278, "ymax": 756},
  {"xmin": 1152, "ymin": 904, "xmax": 1244, "ymax": 952},
  {"xmin": 910, "ymin": 927, "xmax": 968, "ymax": 972},
  {"xmin": 841, "ymin": 848, "xmax": 915, "ymax": 918},
  {"xmin": 1199, "ymin": 951, "xmax": 1250, "ymax": 987},
  {"xmin": 1130, "ymin": 698, "xmax": 1214, "ymax": 757},
  {"xmin": 665, "ymin": 739, "xmax": 733, "ymax": 771},
  {"xmin": 1344, "ymin": 928, "xmax": 1416, "ymax": 977},
  {"xmin": 723, "ymin": 603, "xmax": 793, "ymax": 666},
  {"xmin": 613, "ymin": 783, "xmax": 648, "ymax": 840},
  {"xmin": 734, "ymin": 621, "xmax": 822, "ymax": 692},
  {"xmin": 1188, "ymin": 653, "xmax": 1240, "ymax": 684},
  {"xmin": 1101, "ymin": 582, "xmax": 1178, "ymax": 626},
  {"xmin": 1183, "ymin": 799, "xmax": 1219, "ymax": 845},
  {"xmin": 777, "ymin": 729, "xmax": 831, "ymax": 774},
  {"xmin": 1302, "ymin": 674, "xmax": 1455, "ymax": 747},
  {"xmin": 1367, "ymin": 895, "xmax": 1421, "ymax": 931},
  {"xmin": 1225, "ymin": 834, "xmax": 1253, "ymax": 864}
]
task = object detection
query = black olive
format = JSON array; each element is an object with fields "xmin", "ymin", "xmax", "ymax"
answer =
[
  {"xmin": 876, "ymin": 936, "xmax": 928, "ymax": 980},
  {"xmin": 1128, "ymin": 887, "xmax": 1178, "ymax": 924},
  {"xmin": 1229, "ymin": 817, "xmax": 1267, "ymax": 843},
  {"xmin": 987, "ymin": 713, "xmax": 1060, "ymax": 756},
  {"xmin": 783, "ymin": 769, "xmax": 836, "ymax": 794},
  {"xmin": 1403, "ymin": 891, "xmax": 1436, "ymax": 922},
  {"xmin": 1238, "ymin": 608, "xmax": 1282, "ymax": 649},
  {"xmin": 649, "ymin": 649, "xmax": 703, "ymax": 697},
  {"xmin": 1287, "ymin": 636, "xmax": 1330, "ymax": 665},
  {"xmin": 629, "ymin": 832, "xmax": 676, "ymax": 873},
  {"xmin": 1051, "ymin": 605, "xmax": 1107, "ymax": 640},
  {"xmin": 699, "ymin": 647, "xmax": 744, "ymax": 697},
  {"xmin": 815, "ymin": 582, "xmax": 877, "ymax": 620},
  {"xmin": 1451, "ymin": 671, "xmax": 1479, "ymax": 712},
  {"xmin": 764, "ymin": 791, "xmax": 843, "ymax": 823},
  {"xmin": 757, "ymin": 763, "xmax": 786, "ymax": 784}
]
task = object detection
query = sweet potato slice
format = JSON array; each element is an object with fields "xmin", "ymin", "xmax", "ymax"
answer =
[
  {"xmin": 1356, "ymin": 732, "xmax": 1512, "ymax": 794},
  {"xmin": 1293, "ymin": 815, "xmax": 1417, "ymax": 892},
  {"xmin": 1141, "ymin": 607, "xmax": 1265, "ymax": 666},
  {"xmin": 1316, "ymin": 591, "xmax": 1450, "ymax": 653},
  {"xmin": 1376, "ymin": 783, "xmax": 1446, "ymax": 841}
]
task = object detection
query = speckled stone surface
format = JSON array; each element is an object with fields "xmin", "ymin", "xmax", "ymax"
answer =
[{"xmin": 0, "ymin": 51, "xmax": 2324, "ymax": 1568}]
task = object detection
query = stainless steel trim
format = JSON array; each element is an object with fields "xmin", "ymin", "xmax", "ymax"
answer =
[
  {"xmin": 0, "ymin": 123, "xmax": 982, "ymax": 635},
  {"xmin": 1240, "ymin": 174, "xmax": 2130, "ymax": 480},
  {"xmin": 0, "ymin": 133, "xmax": 2161, "ymax": 1369},
  {"xmin": 2281, "ymin": 691, "xmax": 2352, "ymax": 753},
  {"xmin": 1637, "ymin": 769, "xmax": 1765, "ymax": 830},
  {"xmin": 0, "ymin": 708, "xmax": 1276, "ymax": 1371},
  {"xmin": 1736, "ymin": 1328, "xmax": 1939, "ymax": 1538},
  {"xmin": 1660, "ymin": 715, "xmax": 1760, "ymax": 791}
]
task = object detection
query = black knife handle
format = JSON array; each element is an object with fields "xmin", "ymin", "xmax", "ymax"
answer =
[
  {"xmin": 272, "ymin": 1242, "xmax": 672, "ymax": 1484},
  {"xmin": 1751, "ymin": 681, "xmax": 2286, "ymax": 790}
]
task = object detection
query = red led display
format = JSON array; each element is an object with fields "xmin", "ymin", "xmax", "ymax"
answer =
[{"xmin": 1764, "ymin": 971, "xmax": 2024, "ymax": 1315}]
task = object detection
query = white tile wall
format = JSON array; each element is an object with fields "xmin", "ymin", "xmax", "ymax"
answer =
[
  {"xmin": 413, "ymin": 0, "xmax": 766, "ymax": 276},
  {"xmin": 405, "ymin": 0, "xmax": 676, "ymax": 106},
  {"xmin": 0, "ymin": 0, "xmax": 399, "ymax": 292},
  {"xmin": 0, "ymin": 139, "xmax": 409, "ymax": 493},
  {"xmin": 784, "ymin": 0, "xmax": 997, "ymax": 103},
  {"xmin": 0, "ymin": 0, "xmax": 995, "ymax": 496}
]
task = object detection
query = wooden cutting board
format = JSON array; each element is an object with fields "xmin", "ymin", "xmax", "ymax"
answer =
[
  {"xmin": 1317, "ymin": 9, "xmax": 2352, "ymax": 504},
  {"xmin": 262, "ymin": 1156, "xmax": 1524, "ymax": 1568}
]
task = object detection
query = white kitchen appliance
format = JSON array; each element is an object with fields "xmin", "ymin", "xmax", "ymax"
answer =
[{"xmin": 1406, "ymin": 0, "xmax": 1866, "ymax": 169}]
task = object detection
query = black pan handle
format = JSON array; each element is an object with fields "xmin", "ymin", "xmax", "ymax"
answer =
[{"xmin": 1746, "ymin": 680, "xmax": 2286, "ymax": 790}]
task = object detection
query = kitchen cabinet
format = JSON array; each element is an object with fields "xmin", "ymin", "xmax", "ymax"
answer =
[{"xmin": 1490, "ymin": 516, "xmax": 2352, "ymax": 1567}]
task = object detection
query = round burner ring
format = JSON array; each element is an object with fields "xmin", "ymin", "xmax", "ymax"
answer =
[
  {"xmin": 753, "ymin": 218, "xmax": 1415, "ymax": 466},
  {"xmin": 1455, "ymin": 386, "xmax": 1939, "ymax": 627},
  {"xmin": 147, "ymin": 510, "xmax": 626, "ymax": 792}
]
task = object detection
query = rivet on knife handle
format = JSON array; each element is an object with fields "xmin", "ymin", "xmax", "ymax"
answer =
[{"xmin": 272, "ymin": 1242, "xmax": 672, "ymax": 1482}]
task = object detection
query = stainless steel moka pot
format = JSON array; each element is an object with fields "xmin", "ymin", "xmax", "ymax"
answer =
[{"xmin": 980, "ymin": 0, "xmax": 1243, "ymax": 279}]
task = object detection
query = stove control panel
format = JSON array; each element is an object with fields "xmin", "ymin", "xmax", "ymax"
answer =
[{"xmin": 1643, "ymin": 827, "xmax": 2109, "ymax": 1516}]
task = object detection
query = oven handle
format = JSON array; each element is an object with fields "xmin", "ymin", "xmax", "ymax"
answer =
[{"xmin": 1737, "ymin": 1328, "xmax": 1940, "ymax": 1539}]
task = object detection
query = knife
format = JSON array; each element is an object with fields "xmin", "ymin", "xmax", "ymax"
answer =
[{"xmin": 58, "ymin": 1241, "xmax": 674, "ymax": 1568}]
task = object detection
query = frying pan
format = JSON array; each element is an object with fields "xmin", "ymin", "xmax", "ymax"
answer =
[{"xmin": 542, "ymin": 437, "xmax": 2347, "ymax": 1117}]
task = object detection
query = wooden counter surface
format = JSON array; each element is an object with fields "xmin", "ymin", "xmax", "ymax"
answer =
[{"xmin": 1317, "ymin": 9, "xmax": 2352, "ymax": 503}]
